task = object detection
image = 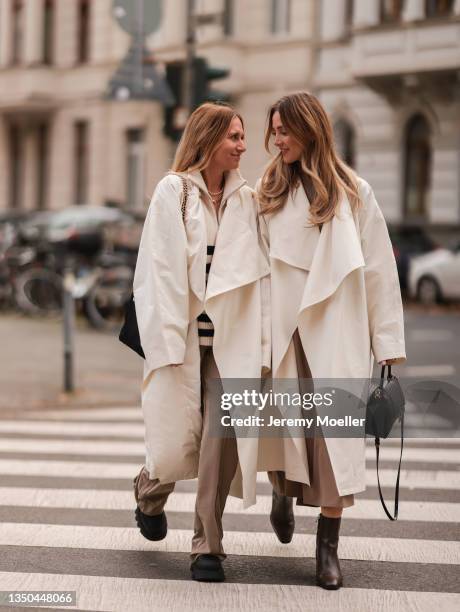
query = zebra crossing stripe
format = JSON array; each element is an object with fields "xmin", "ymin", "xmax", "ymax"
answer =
[
  {"xmin": 0, "ymin": 571, "xmax": 458, "ymax": 612},
  {"xmin": 0, "ymin": 459, "xmax": 457, "ymax": 490},
  {"xmin": 0, "ymin": 487, "xmax": 457, "ymax": 522},
  {"xmin": 0, "ymin": 420, "xmax": 145, "ymax": 437},
  {"xmin": 0, "ymin": 438, "xmax": 458, "ymax": 464},
  {"xmin": 0, "ymin": 523, "xmax": 458, "ymax": 565}
]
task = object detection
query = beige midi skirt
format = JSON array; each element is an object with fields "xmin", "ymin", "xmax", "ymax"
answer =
[{"xmin": 268, "ymin": 329, "xmax": 355, "ymax": 509}]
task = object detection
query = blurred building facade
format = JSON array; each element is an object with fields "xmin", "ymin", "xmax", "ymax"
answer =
[
  {"xmin": 0, "ymin": 0, "xmax": 315, "ymax": 212},
  {"xmin": 317, "ymin": 0, "xmax": 460, "ymax": 237},
  {"xmin": 0, "ymin": 0, "xmax": 458, "ymax": 237}
]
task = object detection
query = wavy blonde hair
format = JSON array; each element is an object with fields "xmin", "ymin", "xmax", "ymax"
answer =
[
  {"xmin": 258, "ymin": 92, "xmax": 360, "ymax": 223},
  {"xmin": 171, "ymin": 102, "xmax": 243, "ymax": 172}
]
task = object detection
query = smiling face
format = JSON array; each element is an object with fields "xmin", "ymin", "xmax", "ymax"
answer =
[
  {"xmin": 271, "ymin": 110, "xmax": 303, "ymax": 164},
  {"xmin": 209, "ymin": 116, "xmax": 246, "ymax": 172}
]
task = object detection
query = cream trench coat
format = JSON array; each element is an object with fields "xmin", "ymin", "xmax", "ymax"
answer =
[
  {"xmin": 255, "ymin": 176, "xmax": 406, "ymax": 498},
  {"xmin": 133, "ymin": 169, "xmax": 270, "ymax": 505}
]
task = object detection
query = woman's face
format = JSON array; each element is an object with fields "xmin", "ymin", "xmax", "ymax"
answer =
[
  {"xmin": 271, "ymin": 111, "xmax": 303, "ymax": 164},
  {"xmin": 210, "ymin": 116, "xmax": 246, "ymax": 171}
]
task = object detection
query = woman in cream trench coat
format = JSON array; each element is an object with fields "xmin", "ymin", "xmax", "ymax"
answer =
[
  {"xmin": 256, "ymin": 92, "xmax": 406, "ymax": 590},
  {"xmin": 132, "ymin": 102, "xmax": 270, "ymax": 582}
]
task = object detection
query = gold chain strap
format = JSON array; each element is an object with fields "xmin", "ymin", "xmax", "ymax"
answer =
[{"xmin": 180, "ymin": 176, "xmax": 189, "ymax": 222}]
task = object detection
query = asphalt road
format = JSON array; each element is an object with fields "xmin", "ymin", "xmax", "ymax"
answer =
[{"xmin": 0, "ymin": 306, "xmax": 458, "ymax": 611}]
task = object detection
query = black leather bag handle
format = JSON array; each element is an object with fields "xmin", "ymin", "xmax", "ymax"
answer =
[{"xmin": 374, "ymin": 364, "xmax": 404, "ymax": 521}]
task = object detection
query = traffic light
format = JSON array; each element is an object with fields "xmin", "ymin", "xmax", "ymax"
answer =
[
  {"xmin": 163, "ymin": 57, "xmax": 231, "ymax": 141},
  {"xmin": 192, "ymin": 57, "xmax": 231, "ymax": 107},
  {"xmin": 163, "ymin": 61, "xmax": 184, "ymax": 142}
]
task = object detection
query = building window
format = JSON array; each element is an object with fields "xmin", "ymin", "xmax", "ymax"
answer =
[
  {"xmin": 271, "ymin": 0, "xmax": 291, "ymax": 34},
  {"xmin": 37, "ymin": 123, "xmax": 49, "ymax": 210},
  {"xmin": 425, "ymin": 0, "xmax": 454, "ymax": 17},
  {"xmin": 8, "ymin": 125, "xmax": 23, "ymax": 209},
  {"xmin": 11, "ymin": 0, "xmax": 24, "ymax": 65},
  {"xmin": 74, "ymin": 121, "xmax": 89, "ymax": 205},
  {"xmin": 77, "ymin": 0, "xmax": 90, "ymax": 63},
  {"xmin": 126, "ymin": 129, "xmax": 145, "ymax": 210},
  {"xmin": 380, "ymin": 0, "xmax": 403, "ymax": 22},
  {"xmin": 334, "ymin": 119, "xmax": 356, "ymax": 168},
  {"xmin": 403, "ymin": 114, "xmax": 431, "ymax": 221},
  {"xmin": 43, "ymin": 0, "xmax": 55, "ymax": 64},
  {"xmin": 223, "ymin": 0, "xmax": 234, "ymax": 36}
]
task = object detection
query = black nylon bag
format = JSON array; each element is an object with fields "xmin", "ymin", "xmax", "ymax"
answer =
[
  {"xmin": 118, "ymin": 175, "xmax": 189, "ymax": 359},
  {"xmin": 119, "ymin": 294, "xmax": 145, "ymax": 358}
]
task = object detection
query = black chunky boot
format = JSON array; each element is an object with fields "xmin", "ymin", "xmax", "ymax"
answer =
[
  {"xmin": 270, "ymin": 490, "xmax": 295, "ymax": 544},
  {"xmin": 135, "ymin": 506, "xmax": 167, "ymax": 541},
  {"xmin": 315, "ymin": 513, "xmax": 343, "ymax": 590},
  {"xmin": 191, "ymin": 554, "xmax": 225, "ymax": 582}
]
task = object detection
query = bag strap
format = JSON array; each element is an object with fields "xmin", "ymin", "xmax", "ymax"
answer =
[
  {"xmin": 375, "ymin": 411, "xmax": 404, "ymax": 520},
  {"xmin": 179, "ymin": 175, "xmax": 189, "ymax": 222},
  {"xmin": 380, "ymin": 364, "xmax": 392, "ymax": 385}
]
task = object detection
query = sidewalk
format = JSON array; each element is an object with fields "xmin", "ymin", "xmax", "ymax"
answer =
[{"xmin": 0, "ymin": 313, "xmax": 142, "ymax": 414}]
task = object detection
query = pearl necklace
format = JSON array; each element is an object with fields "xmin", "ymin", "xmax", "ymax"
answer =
[{"xmin": 208, "ymin": 187, "xmax": 223, "ymax": 197}]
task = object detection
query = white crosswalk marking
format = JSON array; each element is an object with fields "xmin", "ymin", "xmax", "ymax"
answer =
[
  {"xmin": 0, "ymin": 523, "xmax": 458, "ymax": 565},
  {"xmin": 0, "ymin": 487, "xmax": 458, "ymax": 521},
  {"xmin": 0, "ymin": 436, "xmax": 458, "ymax": 463},
  {"xmin": 1, "ymin": 572, "xmax": 459, "ymax": 612},
  {"xmin": 0, "ymin": 404, "xmax": 458, "ymax": 612},
  {"xmin": 0, "ymin": 458, "xmax": 457, "ymax": 489}
]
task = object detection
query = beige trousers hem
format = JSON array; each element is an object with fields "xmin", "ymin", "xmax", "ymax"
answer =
[{"xmin": 134, "ymin": 346, "xmax": 238, "ymax": 560}]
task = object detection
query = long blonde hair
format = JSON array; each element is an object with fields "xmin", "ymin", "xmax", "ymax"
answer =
[
  {"xmin": 258, "ymin": 92, "xmax": 360, "ymax": 223},
  {"xmin": 172, "ymin": 102, "xmax": 244, "ymax": 172}
]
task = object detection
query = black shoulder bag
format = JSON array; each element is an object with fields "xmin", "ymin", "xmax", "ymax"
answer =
[
  {"xmin": 118, "ymin": 176, "xmax": 189, "ymax": 359},
  {"xmin": 365, "ymin": 364, "xmax": 405, "ymax": 520}
]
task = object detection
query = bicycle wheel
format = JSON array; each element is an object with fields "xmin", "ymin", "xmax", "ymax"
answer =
[{"xmin": 15, "ymin": 268, "xmax": 63, "ymax": 315}]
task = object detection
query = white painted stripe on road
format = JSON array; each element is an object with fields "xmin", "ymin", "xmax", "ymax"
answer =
[
  {"xmin": 1, "ymin": 523, "xmax": 458, "ymax": 565},
  {"xmin": 10, "ymin": 407, "xmax": 143, "ymax": 421},
  {"xmin": 404, "ymin": 365, "xmax": 456, "ymax": 377},
  {"xmin": 0, "ymin": 437, "xmax": 458, "ymax": 464},
  {"xmin": 0, "ymin": 438, "xmax": 145, "ymax": 455},
  {"xmin": 0, "ymin": 488, "xmax": 457, "ymax": 522},
  {"xmin": 0, "ymin": 459, "xmax": 458, "ymax": 491},
  {"xmin": 0, "ymin": 572, "xmax": 458, "ymax": 612},
  {"xmin": 0, "ymin": 420, "xmax": 145, "ymax": 437}
]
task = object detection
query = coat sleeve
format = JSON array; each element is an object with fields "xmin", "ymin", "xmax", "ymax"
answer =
[
  {"xmin": 358, "ymin": 180, "xmax": 406, "ymax": 365},
  {"xmin": 254, "ymin": 185, "xmax": 271, "ymax": 373},
  {"xmin": 133, "ymin": 176, "xmax": 189, "ymax": 372}
]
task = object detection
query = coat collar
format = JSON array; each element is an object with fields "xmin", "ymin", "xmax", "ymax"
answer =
[
  {"xmin": 185, "ymin": 169, "xmax": 247, "ymax": 204},
  {"xmin": 170, "ymin": 169, "xmax": 267, "ymax": 309}
]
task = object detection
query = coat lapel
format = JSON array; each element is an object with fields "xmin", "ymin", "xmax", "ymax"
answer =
[
  {"xmin": 270, "ymin": 188, "xmax": 366, "ymax": 377},
  {"xmin": 205, "ymin": 173, "xmax": 269, "ymax": 302},
  {"xmin": 299, "ymin": 193, "xmax": 365, "ymax": 313},
  {"xmin": 268, "ymin": 184, "xmax": 320, "ymax": 271}
]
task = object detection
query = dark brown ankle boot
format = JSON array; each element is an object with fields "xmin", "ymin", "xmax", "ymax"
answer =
[
  {"xmin": 270, "ymin": 490, "xmax": 295, "ymax": 543},
  {"xmin": 315, "ymin": 513, "xmax": 343, "ymax": 590}
]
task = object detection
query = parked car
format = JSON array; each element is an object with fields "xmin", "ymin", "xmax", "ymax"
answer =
[
  {"xmin": 18, "ymin": 206, "xmax": 142, "ymax": 255},
  {"xmin": 409, "ymin": 241, "xmax": 460, "ymax": 304},
  {"xmin": 388, "ymin": 224, "xmax": 438, "ymax": 291}
]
